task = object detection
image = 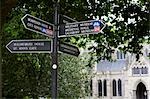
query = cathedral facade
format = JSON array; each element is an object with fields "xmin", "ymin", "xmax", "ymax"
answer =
[{"xmin": 91, "ymin": 45, "xmax": 150, "ymax": 99}]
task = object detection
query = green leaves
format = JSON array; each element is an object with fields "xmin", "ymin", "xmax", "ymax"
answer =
[
  {"xmin": 4, "ymin": 13, "xmax": 24, "ymax": 39},
  {"xmin": 2, "ymin": 0, "xmax": 149, "ymax": 98},
  {"xmin": 58, "ymin": 54, "xmax": 89, "ymax": 98}
]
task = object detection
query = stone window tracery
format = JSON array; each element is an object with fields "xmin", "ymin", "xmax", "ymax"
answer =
[
  {"xmin": 103, "ymin": 79, "xmax": 107, "ymax": 96},
  {"xmin": 118, "ymin": 79, "xmax": 122, "ymax": 96},
  {"xmin": 132, "ymin": 66, "xmax": 148, "ymax": 75},
  {"xmin": 98, "ymin": 80, "xmax": 102, "ymax": 96},
  {"xmin": 113, "ymin": 79, "xmax": 117, "ymax": 96},
  {"xmin": 98, "ymin": 79, "xmax": 107, "ymax": 97}
]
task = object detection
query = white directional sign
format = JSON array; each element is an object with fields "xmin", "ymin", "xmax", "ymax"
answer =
[
  {"xmin": 21, "ymin": 14, "xmax": 54, "ymax": 37},
  {"xmin": 59, "ymin": 20, "xmax": 106, "ymax": 37},
  {"xmin": 6, "ymin": 39, "xmax": 51, "ymax": 53}
]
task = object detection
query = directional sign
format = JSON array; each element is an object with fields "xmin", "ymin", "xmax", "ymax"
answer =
[
  {"xmin": 6, "ymin": 40, "xmax": 51, "ymax": 53},
  {"xmin": 58, "ymin": 42, "xmax": 80, "ymax": 57},
  {"xmin": 60, "ymin": 14, "xmax": 77, "ymax": 24},
  {"xmin": 59, "ymin": 20, "xmax": 106, "ymax": 37},
  {"xmin": 21, "ymin": 14, "xmax": 54, "ymax": 37}
]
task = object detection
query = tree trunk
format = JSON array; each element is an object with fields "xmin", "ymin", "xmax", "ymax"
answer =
[
  {"xmin": 0, "ymin": 0, "xmax": 17, "ymax": 98},
  {"xmin": 32, "ymin": 95, "xmax": 39, "ymax": 99},
  {"xmin": 0, "ymin": 4, "xmax": 2, "ymax": 99}
]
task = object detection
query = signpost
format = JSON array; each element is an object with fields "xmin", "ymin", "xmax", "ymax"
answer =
[
  {"xmin": 60, "ymin": 14, "xmax": 77, "ymax": 24},
  {"xmin": 21, "ymin": 14, "xmax": 54, "ymax": 37},
  {"xmin": 6, "ymin": 1, "xmax": 106, "ymax": 98},
  {"xmin": 59, "ymin": 20, "xmax": 106, "ymax": 37},
  {"xmin": 59, "ymin": 42, "xmax": 80, "ymax": 57},
  {"xmin": 6, "ymin": 40, "xmax": 51, "ymax": 53}
]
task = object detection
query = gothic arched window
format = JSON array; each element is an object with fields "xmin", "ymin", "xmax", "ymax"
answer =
[
  {"xmin": 141, "ymin": 67, "xmax": 148, "ymax": 74},
  {"xmin": 132, "ymin": 67, "xmax": 140, "ymax": 74},
  {"xmin": 104, "ymin": 79, "xmax": 107, "ymax": 96},
  {"xmin": 132, "ymin": 67, "xmax": 148, "ymax": 75},
  {"xmin": 118, "ymin": 79, "xmax": 122, "ymax": 96},
  {"xmin": 98, "ymin": 80, "xmax": 102, "ymax": 96},
  {"xmin": 113, "ymin": 79, "xmax": 117, "ymax": 96},
  {"xmin": 117, "ymin": 51, "xmax": 120, "ymax": 59},
  {"xmin": 90, "ymin": 80, "xmax": 92, "ymax": 96},
  {"xmin": 117, "ymin": 51, "xmax": 126, "ymax": 59}
]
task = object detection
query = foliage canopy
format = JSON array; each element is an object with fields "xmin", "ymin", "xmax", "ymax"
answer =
[{"xmin": 1, "ymin": 0, "xmax": 150, "ymax": 98}]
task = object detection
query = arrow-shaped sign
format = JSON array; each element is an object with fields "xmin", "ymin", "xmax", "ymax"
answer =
[
  {"xmin": 58, "ymin": 42, "xmax": 80, "ymax": 57},
  {"xmin": 59, "ymin": 20, "xmax": 106, "ymax": 37},
  {"xmin": 60, "ymin": 14, "xmax": 77, "ymax": 24},
  {"xmin": 21, "ymin": 14, "xmax": 54, "ymax": 37},
  {"xmin": 6, "ymin": 39, "xmax": 51, "ymax": 53}
]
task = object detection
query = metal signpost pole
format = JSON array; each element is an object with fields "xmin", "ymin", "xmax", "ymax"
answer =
[{"xmin": 52, "ymin": 1, "xmax": 59, "ymax": 99}]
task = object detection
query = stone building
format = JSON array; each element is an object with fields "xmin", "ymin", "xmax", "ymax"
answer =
[{"xmin": 91, "ymin": 45, "xmax": 150, "ymax": 99}]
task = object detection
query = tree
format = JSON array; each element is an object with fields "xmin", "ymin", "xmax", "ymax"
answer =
[
  {"xmin": 1, "ymin": 1, "xmax": 18, "ymax": 98},
  {"xmin": 2, "ymin": 12, "xmax": 89, "ymax": 98},
  {"xmin": 1, "ymin": 0, "xmax": 149, "ymax": 98},
  {"xmin": 58, "ymin": 54, "xmax": 89, "ymax": 98},
  {"xmin": 62, "ymin": 0, "xmax": 149, "ymax": 60}
]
